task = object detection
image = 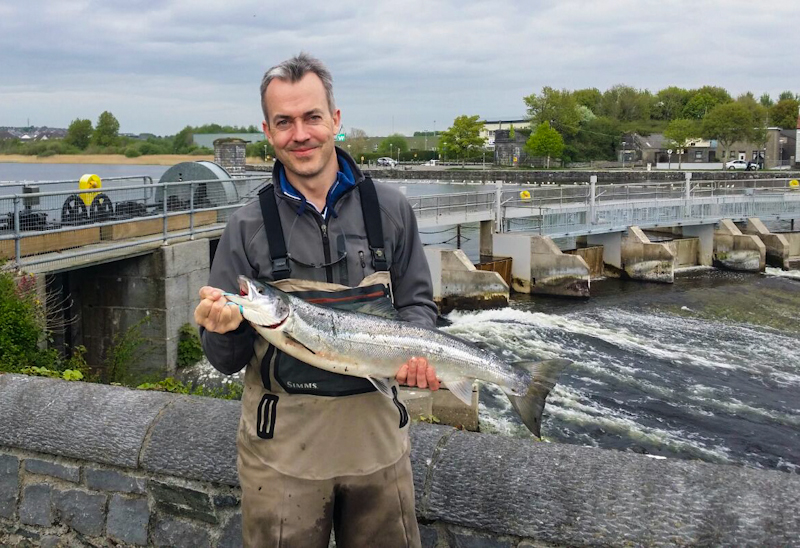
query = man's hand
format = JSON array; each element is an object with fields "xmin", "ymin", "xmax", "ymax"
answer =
[
  {"xmin": 194, "ymin": 286, "xmax": 243, "ymax": 334},
  {"xmin": 395, "ymin": 357, "xmax": 440, "ymax": 391}
]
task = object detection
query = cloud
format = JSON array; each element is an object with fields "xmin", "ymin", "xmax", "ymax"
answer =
[{"xmin": 1, "ymin": 0, "xmax": 798, "ymax": 134}]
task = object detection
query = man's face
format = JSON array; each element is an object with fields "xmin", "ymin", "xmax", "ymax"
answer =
[{"xmin": 262, "ymin": 73, "xmax": 341, "ymax": 182}]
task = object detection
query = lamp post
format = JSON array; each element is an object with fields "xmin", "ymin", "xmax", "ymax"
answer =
[
  {"xmin": 621, "ymin": 141, "xmax": 625, "ymax": 169},
  {"xmin": 389, "ymin": 143, "xmax": 393, "ymax": 165}
]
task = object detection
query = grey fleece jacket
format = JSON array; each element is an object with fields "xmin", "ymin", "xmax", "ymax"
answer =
[{"xmin": 201, "ymin": 148, "xmax": 438, "ymax": 375}]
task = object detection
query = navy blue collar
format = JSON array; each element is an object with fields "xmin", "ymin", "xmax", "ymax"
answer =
[{"xmin": 278, "ymin": 150, "xmax": 356, "ymax": 219}]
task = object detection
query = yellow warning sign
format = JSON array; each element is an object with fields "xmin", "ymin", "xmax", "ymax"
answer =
[
  {"xmin": 789, "ymin": 179, "xmax": 799, "ymax": 188},
  {"xmin": 520, "ymin": 190, "xmax": 532, "ymax": 200}
]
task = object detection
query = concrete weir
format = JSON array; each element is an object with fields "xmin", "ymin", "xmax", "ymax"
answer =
[
  {"xmin": 494, "ymin": 233, "xmax": 590, "ymax": 297},
  {"xmin": 424, "ymin": 247, "xmax": 509, "ymax": 314},
  {"xmin": 714, "ymin": 219, "xmax": 766, "ymax": 272},
  {"xmin": 743, "ymin": 217, "xmax": 800, "ymax": 269}
]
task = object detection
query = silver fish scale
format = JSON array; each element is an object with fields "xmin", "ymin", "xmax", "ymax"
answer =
[{"xmin": 287, "ymin": 295, "xmax": 528, "ymax": 391}]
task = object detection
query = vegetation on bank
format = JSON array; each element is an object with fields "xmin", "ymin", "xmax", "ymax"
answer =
[{"xmin": 0, "ymin": 268, "xmax": 240, "ymax": 400}]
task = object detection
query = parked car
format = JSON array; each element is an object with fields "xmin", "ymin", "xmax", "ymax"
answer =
[
  {"xmin": 725, "ymin": 159, "xmax": 759, "ymax": 171},
  {"xmin": 377, "ymin": 157, "xmax": 397, "ymax": 167}
]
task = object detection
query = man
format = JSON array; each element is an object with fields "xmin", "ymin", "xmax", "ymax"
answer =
[{"xmin": 195, "ymin": 53, "xmax": 438, "ymax": 548}]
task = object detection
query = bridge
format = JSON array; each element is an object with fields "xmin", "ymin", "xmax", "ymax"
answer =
[{"xmin": 2, "ymin": 173, "xmax": 798, "ymax": 274}]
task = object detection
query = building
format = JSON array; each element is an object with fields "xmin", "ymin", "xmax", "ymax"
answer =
[{"xmin": 480, "ymin": 118, "xmax": 529, "ymax": 149}]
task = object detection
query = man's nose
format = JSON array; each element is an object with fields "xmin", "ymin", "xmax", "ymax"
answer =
[{"xmin": 292, "ymin": 120, "xmax": 310, "ymax": 142}]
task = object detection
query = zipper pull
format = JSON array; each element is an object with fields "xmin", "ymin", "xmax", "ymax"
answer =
[
  {"xmin": 359, "ymin": 250, "xmax": 366, "ymax": 268},
  {"xmin": 321, "ymin": 224, "xmax": 328, "ymax": 239}
]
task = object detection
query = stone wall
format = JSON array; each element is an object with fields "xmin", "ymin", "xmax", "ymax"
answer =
[{"xmin": 2, "ymin": 374, "xmax": 799, "ymax": 548}]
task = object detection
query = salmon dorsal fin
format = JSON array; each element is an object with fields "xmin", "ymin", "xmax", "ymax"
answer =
[{"xmin": 353, "ymin": 298, "xmax": 402, "ymax": 320}]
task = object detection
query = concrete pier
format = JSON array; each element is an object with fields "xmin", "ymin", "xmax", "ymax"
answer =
[
  {"xmin": 743, "ymin": 217, "xmax": 799, "ymax": 269},
  {"xmin": 714, "ymin": 219, "xmax": 766, "ymax": 272},
  {"xmin": 621, "ymin": 227, "xmax": 675, "ymax": 283},
  {"xmin": 423, "ymin": 247, "xmax": 509, "ymax": 314},
  {"xmin": 494, "ymin": 233, "xmax": 590, "ymax": 297},
  {"xmin": 681, "ymin": 224, "xmax": 714, "ymax": 266}
]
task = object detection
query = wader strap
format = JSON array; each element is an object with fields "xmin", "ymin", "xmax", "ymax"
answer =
[
  {"xmin": 358, "ymin": 177, "xmax": 389, "ymax": 272},
  {"xmin": 259, "ymin": 184, "xmax": 291, "ymax": 280}
]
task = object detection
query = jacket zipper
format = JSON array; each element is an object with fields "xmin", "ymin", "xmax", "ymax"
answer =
[
  {"xmin": 358, "ymin": 250, "xmax": 366, "ymax": 278},
  {"xmin": 316, "ymin": 217, "xmax": 334, "ymax": 283}
]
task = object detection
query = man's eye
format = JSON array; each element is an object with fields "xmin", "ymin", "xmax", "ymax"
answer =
[
  {"xmin": 276, "ymin": 120, "xmax": 289, "ymax": 128},
  {"xmin": 309, "ymin": 115, "xmax": 323, "ymax": 122}
]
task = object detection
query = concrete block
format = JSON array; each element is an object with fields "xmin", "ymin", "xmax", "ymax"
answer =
[
  {"xmin": 479, "ymin": 220, "xmax": 494, "ymax": 257},
  {"xmin": 85, "ymin": 468, "xmax": 145, "ymax": 494},
  {"xmin": 568, "ymin": 246, "xmax": 604, "ymax": 278},
  {"xmin": 152, "ymin": 517, "xmax": 211, "ymax": 548},
  {"xmin": 162, "ymin": 239, "xmax": 210, "ymax": 278},
  {"xmin": 622, "ymin": 227, "xmax": 674, "ymax": 283},
  {"xmin": 493, "ymin": 233, "xmax": 532, "ymax": 293},
  {"xmin": 107, "ymin": 495, "xmax": 150, "ymax": 546},
  {"xmin": 423, "ymin": 246, "xmax": 443, "ymax": 298},
  {"xmin": 529, "ymin": 236, "xmax": 590, "ymax": 297},
  {"xmin": 666, "ymin": 238, "xmax": 699, "ymax": 268},
  {"xmin": 24, "ymin": 459, "xmax": 80, "ymax": 483},
  {"xmin": 53, "ymin": 489, "xmax": 107, "ymax": 537},
  {"xmin": 447, "ymin": 527, "xmax": 514, "ymax": 548},
  {"xmin": 588, "ymin": 232, "xmax": 622, "ymax": 269},
  {"xmin": 399, "ymin": 388, "xmax": 434, "ymax": 419},
  {"xmin": 0, "ymin": 455, "xmax": 19, "ymax": 519},
  {"xmin": 743, "ymin": 218, "xmax": 790, "ymax": 268},
  {"xmin": 19, "ymin": 484, "xmax": 53, "ymax": 526},
  {"xmin": 141, "ymin": 396, "xmax": 240, "ymax": 486},
  {"xmin": 714, "ymin": 220, "xmax": 766, "ymax": 271},
  {"xmin": 432, "ymin": 387, "xmax": 479, "ymax": 431},
  {"xmin": 0, "ymin": 375, "xmax": 173, "ymax": 469}
]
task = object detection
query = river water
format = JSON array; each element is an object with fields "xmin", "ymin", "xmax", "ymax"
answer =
[{"xmin": 4, "ymin": 163, "xmax": 799, "ymax": 474}]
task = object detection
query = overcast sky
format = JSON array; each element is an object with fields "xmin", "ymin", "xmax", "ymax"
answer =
[{"xmin": 1, "ymin": 0, "xmax": 797, "ymax": 137}]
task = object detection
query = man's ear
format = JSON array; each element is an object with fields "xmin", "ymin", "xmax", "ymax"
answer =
[
  {"xmin": 331, "ymin": 109, "xmax": 341, "ymax": 134},
  {"xmin": 262, "ymin": 120, "xmax": 274, "ymax": 146}
]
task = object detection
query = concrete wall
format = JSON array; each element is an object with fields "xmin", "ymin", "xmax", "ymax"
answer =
[
  {"xmin": 2, "ymin": 375, "xmax": 799, "ymax": 548},
  {"xmin": 424, "ymin": 247, "xmax": 509, "ymax": 313},
  {"xmin": 494, "ymin": 234, "xmax": 590, "ymax": 297},
  {"xmin": 681, "ymin": 224, "xmax": 714, "ymax": 266},
  {"xmin": 621, "ymin": 227, "xmax": 675, "ymax": 283},
  {"xmin": 566, "ymin": 246, "xmax": 604, "ymax": 278},
  {"xmin": 71, "ymin": 239, "xmax": 210, "ymax": 379},
  {"xmin": 666, "ymin": 238, "xmax": 700, "ymax": 268},
  {"xmin": 714, "ymin": 219, "xmax": 766, "ymax": 272},
  {"xmin": 743, "ymin": 218, "xmax": 790, "ymax": 268}
]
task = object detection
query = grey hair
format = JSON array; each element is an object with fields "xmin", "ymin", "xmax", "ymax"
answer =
[{"xmin": 260, "ymin": 52, "xmax": 335, "ymax": 123}]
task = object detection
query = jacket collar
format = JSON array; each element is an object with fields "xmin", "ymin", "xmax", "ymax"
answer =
[{"xmin": 272, "ymin": 147, "xmax": 365, "ymax": 219}]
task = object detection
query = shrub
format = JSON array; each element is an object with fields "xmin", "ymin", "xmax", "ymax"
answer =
[
  {"xmin": 105, "ymin": 316, "xmax": 151, "ymax": 384},
  {"xmin": 0, "ymin": 271, "xmax": 55, "ymax": 372},
  {"xmin": 177, "ymin": 323, "xmax": 203, "ymax": 368},
  {"xmin": 124, "ymin": 146, "xmax": 141, "ymax": 158}
]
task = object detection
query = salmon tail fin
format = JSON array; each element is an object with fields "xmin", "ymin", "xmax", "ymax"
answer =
[{"xmin": 506, "ymin": 358, "xmax": 571, "ymax": 438}]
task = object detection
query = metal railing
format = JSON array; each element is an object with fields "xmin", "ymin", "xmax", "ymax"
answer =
[
  {"xmin": 0, "ymin": 176, "xmax": 268, "ymax": 271},
  {"xmin": 2, "ymin": 174, "xmax": 798, "ymax": 272}
]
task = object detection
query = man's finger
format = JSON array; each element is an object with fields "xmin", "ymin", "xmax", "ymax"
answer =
[
  {"xmin": 426, "ymin": 364, "xmax": 440, "ymax": 391},
  {"xmin": 198, "ymin": 286, "xmax": 222, "ymax": 300},
  {"xmin": 395, "ymin": 363, "xmax": 408, "ymax": 384},
  {"xmin": 416, "ymin": 358, "xmax": 428, "ymax": 389},
  {"xmin": 407, "ymin": 358, "xmax": 418, "ymax": 386}
]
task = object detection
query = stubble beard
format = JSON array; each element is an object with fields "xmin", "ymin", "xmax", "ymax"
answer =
[{"xmin": 278, "ymin": 138, "xmax": 336, "ymax": 181}]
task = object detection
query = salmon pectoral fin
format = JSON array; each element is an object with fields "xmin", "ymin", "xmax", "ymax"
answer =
[{"xmin": 366, "ymin": 376, "xmax": 395, "ymax": 398}]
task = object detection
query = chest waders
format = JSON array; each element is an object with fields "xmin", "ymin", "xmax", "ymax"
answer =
[{"xmin": 236, "ymin": 178, "xmax": 410, "ymax": 481}]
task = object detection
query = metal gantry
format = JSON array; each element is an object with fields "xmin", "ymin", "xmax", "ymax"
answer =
[{"xmin": 1, "ymin": 175, "xmax": 799, "ymax": 273}]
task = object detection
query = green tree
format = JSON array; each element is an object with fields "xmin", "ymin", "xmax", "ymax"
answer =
[
  {"xmin": 770, "ymin": 98, "xmax": 800, "ymax": 129},
  {"xmin": 600, "ymin": 85, "xmax": 653, "ymax": 122},
  {"xmin": 654, "ymin": 87, "xmax": 692, "ymax": 120},
  {"xmin": 508, "ymin": 124, "xmax": 515, "ymax": 139},
  {"xmin": 347, "ymin": 128, "xmax": 370, "ymax": 158},
  {"xmin": 563, "ymin": 116, "xmax": 621, "ymax": 163},
  {"xmin": 663, "ymin": 119, "xmax": 698, "ymax": 169},
  {"xmin": 64, "ymin": 118, "xmax": 93, "ymax": 150},
  {"xmin": 525, "ymin": 122, "xmax": 564, "ymax": 168},
  {"xmin": 172, "ymin": 126, "xmax": 195, "ymax": 153},
  {"xmin": 759, "ymin": 93, "xmax": 774, "ymax": 108},
  {"xmin": 778, "ymin": 90, "xmax": 797, "ymax": 102},
  {"xmin": 438, "ymin": 115, "xmax": 485, "ymax": 165},
  {"xmin": 92, "ymin": 111, "xmax": 120, "ymax": 147},
  {"xmin": 523, "ymin": 87, "xmax": 580, "ymax": 136},
  {"xmin": 701, "ymin": 103, "xmax": 754, "ymax": 166},
  {"xmin": 573, "ymin": 88, "xmax": 603, "ymax": 113},
  {"xmin": 377, "ymin": 134, "xmax": 408, "ymax": 156}
]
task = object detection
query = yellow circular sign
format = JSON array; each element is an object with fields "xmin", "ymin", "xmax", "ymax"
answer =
[
  {"xmin": 520, "ymin": 190, "xmax": 531, "ymax": 200},
  {"xmin": 790, "ymin": 179, "xmax": 799, "ymax": 188},
  {"xmin": 79, "ymin": 174, "xmax": 102, "ymax": 206}
]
